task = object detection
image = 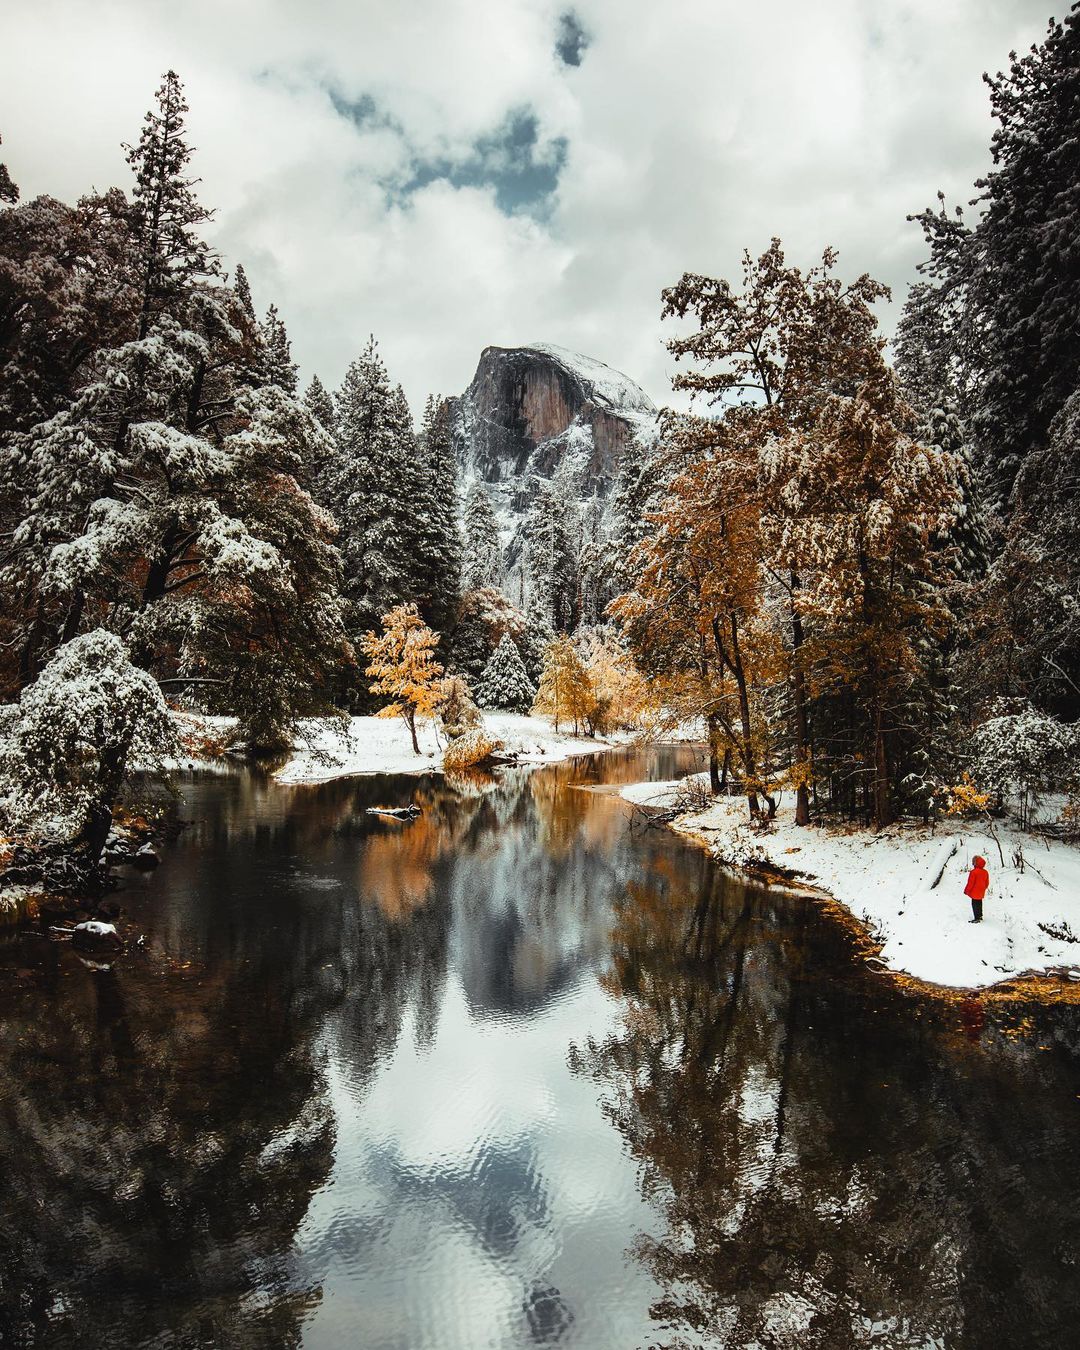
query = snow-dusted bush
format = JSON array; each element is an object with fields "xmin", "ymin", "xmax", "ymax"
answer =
[
  {"xmin": 475, "ymin": 634, "xmax": 535, "ymax": 713},
  {"xmin": 0, "ymin": 630, "xmax": 177, "ymax": 852},
  {"xmin": 969, "ymin": 702, "xmax": 1079, "ymax": 829},
  {"xmin": 443, "ymin": 728, "xmax": 503, "ymax": 771},
  {"xmin": 437, "ymin": 675, "xmax": 483, "ymax": 739}
]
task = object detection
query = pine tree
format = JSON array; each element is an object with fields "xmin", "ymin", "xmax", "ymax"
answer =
[
  {"xmin": 3, "ymin": 75, "xmax": 349, "ymax": 750},
  {"xmin": 0, "ymin": 134, "xmax": 18, "ymax": 205},
  {"xmin": 259, "ymin": 303, "xmax": 298, "ymax": 394},
  {"xmin": 476, "ymin": 633, "xmax": 535, "ymax": 712},
  {"xmin": 324, "ymin": 337, "xmax": 417, "ymax": 644},
  {"xmin": 525, "ymin": 477, "xmax": 576, "ymax": 632},
  {"xmin": 906, "ymin": 11, "xmax": 1080, "ymax": 504},
  {"xmin": 361, "ymin": 603, "xmax": 444, "ymax": 753},
  {"xmin": 607, "ymin": 426, "xmax": 664, "ymax": 592},
  {"xmin": 123, "ymin": 70, "xmax": 217, "ymax": 338},
  {"xmin": 462, "ymin": 481, "xmax": 502, "ymax": 591},
  {"xmin": 412, "ymin": 395, "xmax": 462, "ymax": 633},
  {"xmin": 232, "ymin": 262, "xmax": 255, "ymax": 322},
  {"xmin": 304, "ymin": 374, "xmax": 336, "ymax": 436}
]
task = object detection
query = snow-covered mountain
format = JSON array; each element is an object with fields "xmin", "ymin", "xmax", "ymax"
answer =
[{"xmin": 449, "ymin": 343, "xmax": 659, "ymax": 588}]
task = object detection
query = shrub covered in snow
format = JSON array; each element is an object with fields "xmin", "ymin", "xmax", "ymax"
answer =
[
  {"xmin": 0, "ymin": 630, "xmax": 177, "ymax": 853},
  {"xmin": 475, "ymin": 634, "xmax": 535, "ymax": 713},
  {"xmin": 437, "ymin": 675, "xmax": 483, "ymax": 739},
  {"xmin": 442, "ymin": 728, "xmax": 503, "ymax": 771},
  {"xmin": 969, "ymin": 702, "xmax": 1079, "ymax": 829}
]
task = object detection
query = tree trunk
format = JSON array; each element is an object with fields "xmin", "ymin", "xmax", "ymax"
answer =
[
  {"xmin": 60, "ymin": 590, "xmax": 85, "ymax": 646},
  {"xmin": 872, "ymin": 703, "xmax": 892, "ymax": 829},
  {"xmin": 17, "ymin": 598, "xmax": 46, "ymax": 688},
  {"xmin": 707, "ymin": 712, "xmax": 722, "ymax": 794},
  {"xmin": 406, "ymin": 707, "xmax": 420, "ymax": 755},
  {"xmin": 728, "ymin": 616, "xmax": 761, "ymax": 819},
  {"xmin": 79, "ymin": 741, "xmax": 128, "ymax": 860},
  {"xmin": 789, "ymin": 580, "xmax": 810, "ymax": 826}
]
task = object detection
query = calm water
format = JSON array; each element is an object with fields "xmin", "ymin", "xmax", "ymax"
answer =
[{"xmin": 1, "ymin": 747, "xmax": 1079, "ymax": 1350}]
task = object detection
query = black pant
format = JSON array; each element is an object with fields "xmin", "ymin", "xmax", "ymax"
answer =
[{"xmin": 971, "ymin": 898, "xmax": 983, "ymax": 921}]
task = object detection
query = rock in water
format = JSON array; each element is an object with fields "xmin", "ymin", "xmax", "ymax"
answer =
[{"xmin": 71, "ymin": 920, "xmax": 122, "ymax": 953}]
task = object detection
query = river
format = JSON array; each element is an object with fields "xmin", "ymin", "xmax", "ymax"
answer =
[{"xmin": 1, "ymin": 746, "xmax": 1079, "ymax": 1349}]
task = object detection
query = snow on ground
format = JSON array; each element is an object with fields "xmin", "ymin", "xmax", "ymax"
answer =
[
  {"xmin": 274, "ymin": 713, "xmax": 614, "ymax": 786},
  {"xmin": 622, "ymin": 777, "xmax": 1080, "ymax": 990}
]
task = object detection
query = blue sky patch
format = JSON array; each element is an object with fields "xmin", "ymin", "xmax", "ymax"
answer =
[{"xmin": 555, "ymin": 11, "xmax": 590, "ymax": 67}]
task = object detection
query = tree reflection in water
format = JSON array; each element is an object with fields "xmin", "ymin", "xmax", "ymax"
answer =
[
  {"xmin": 2, "ymin": 751, "xmax": 1079, "ymax": 1349},
  {"xmin": 578, "ymin": 866, "xmax": 1080, "ymax": 1350}
]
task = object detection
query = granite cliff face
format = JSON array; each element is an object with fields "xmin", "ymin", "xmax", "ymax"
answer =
[{"xmin": 450, "ymin": 343, "xmax": 658, "ymax": 515}]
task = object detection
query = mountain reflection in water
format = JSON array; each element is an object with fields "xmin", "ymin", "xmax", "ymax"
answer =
[{"xmin": 0, "ymin": 747, "xmax": 1078, "ymax": 1349}]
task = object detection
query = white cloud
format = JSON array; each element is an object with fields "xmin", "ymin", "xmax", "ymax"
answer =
[{"xmin": 0, "ymin": 0, "xmax": 1049, "ymax": 412}]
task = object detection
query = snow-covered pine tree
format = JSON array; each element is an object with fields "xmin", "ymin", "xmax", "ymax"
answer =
[
  {"xmin": 124, "ymin": 70, "xmax": 217, "ymax": 339},
  {"xmin": 577, "ymin": 496, "xmax": 608, "ymax": 627},
  {"xmin": 258, "ymin": 303, "xmax": 298, "ymax": 394},
  {"xmin": 0, "ymin": 134, "xmax": 18, "ymax": 205},
  {"xmin": 3, "ymin": 73, "xmax": 349, "ymax": 750},
  {"xmin": 304, "ymin": 374, "xmax": 336, "ymax": 436},
  {"xmin": 413, "ymin": 395, "xmax": 462, "ymax": 633},
  {"xmin": 324, "ymin": 338, "xmax": 419, "ymax": 650},
  {"xmin": 476, "ymin": 632, "xmax": 535, "ymax": 712},
  {"xmin": 525, "ymin": 477, "xmax": 576, "ymax": 632},
  {"xmin": 984, "ymin": 389, "xmax": 1080, "ymax": 712},
  {"xmin": 907, "ymin": 10, "xmax": 1080, "ymax": 506},
  {"xmin": 462, "ymin": 481, "xmax": 503, "ymax": 591},
  {"xmin": 232, "ymin": 262, "xmax": 255, "ymax": 322}
]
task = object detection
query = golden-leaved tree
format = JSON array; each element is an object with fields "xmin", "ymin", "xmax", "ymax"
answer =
[
  {"xmin": 361, "ymin": 603, "xmax": 444, "ymax": 753},
  {"xmin": 615, "ymin": 240, "xmax": 961, "ymax": 827},
  {"xmin": 612, "ymin": 415, "xmax": 783, "ymax": 818},
  {"xmin": 532, "ymin": 635, "xmax": 593, "ymax": 735}
]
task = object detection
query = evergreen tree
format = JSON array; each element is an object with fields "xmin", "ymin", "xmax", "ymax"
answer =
[
  {"xmin": 577, "ymin": 497, "xmax": 608, "ymax": 627},
  {"xmin": 476, "ymin": 633, "xmax": 535, "ymax": 712},
  {"xmin": 607, "ymin": 427, "xmax": 664, "ymax": 592},
  {"xmin": 0, "ymin": 630, "xmax": 176, "ymax": 855},
  {"xmin": 908, "ymin": 10, "xmax": 1080, "ymax": 504},
  {"xmin": 462, "ymin": 480, "xmax": 502, "ymax": 591},
  {"xmin": 123, "ymin": 70, "xmax": 217, "ymax": 338},
  {"xmin": 525, "ymin": 477, "xmax": 576, "ymax": 632},
  {"xmin": 232, "ymin": 262, "xmax": 255, "ymax": 322},
  {"xmin": 413, "ymin": 395, "xmax": 462, "ymax": 633},
  {"xmin": 0, "ymin": 134, "xmax": 18, "ymax": 205},
  {"xmin": 304, "ymin": 374, "xmax": 336, "ymax": 436},
  {"xmin": 325, "ymin": 337, "xmax": 417, "ymax": 648},
  {"xmin": 259, "ymin": 303, "xmax": 298, "ymax": 394},
  {"xmin": 2, "ymin": 74, "xmax": 349, "ymax": 750}
]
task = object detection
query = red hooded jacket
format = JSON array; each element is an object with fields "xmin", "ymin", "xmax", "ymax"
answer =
[{"xmin": 964, "ymin": 857, "xmax": 989, "ymax": 902}]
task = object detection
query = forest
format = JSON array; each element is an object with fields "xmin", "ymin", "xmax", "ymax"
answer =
[{"xmin": 1, "ymin": 5, "xmax": 1079, "ymax": 866}]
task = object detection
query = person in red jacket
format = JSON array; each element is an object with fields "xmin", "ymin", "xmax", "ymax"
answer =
[{"xmin": 964, "ymin": 855, "xmax": 989, "ymax": 922}]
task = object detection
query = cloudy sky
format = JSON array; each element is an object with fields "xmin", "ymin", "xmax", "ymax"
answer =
[{"xmin": 2, "ymin": 0, "xmax": 1052, "ymax": 411}]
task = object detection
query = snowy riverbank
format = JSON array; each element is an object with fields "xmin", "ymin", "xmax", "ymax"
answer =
[
  {"xmin": 622, "ymin": 777, "xmax": 1080, "ymax": 990},
  {"xmin": 274, "ymin": 713, "xmax": 615, "ymax": 785}
]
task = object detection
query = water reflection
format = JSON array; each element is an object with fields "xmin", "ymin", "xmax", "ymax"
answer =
[
  {"xmin": 580, "ymin": 866, "xmax": 1080, "ymax": 1349},
  {"xmin": 1, "ymin": 747, "xmax": 1079, "ymax": 1349}
]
